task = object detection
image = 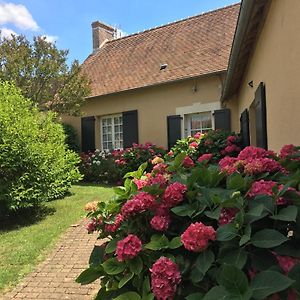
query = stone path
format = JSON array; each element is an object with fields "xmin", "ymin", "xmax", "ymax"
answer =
[{"xmin": 1, "ymin": 219, "xmax": 101, "ymax": 300}]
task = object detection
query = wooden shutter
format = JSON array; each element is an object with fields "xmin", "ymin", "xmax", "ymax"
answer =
[
  {"xmin": 81, "ymin": 116, "xmax": 95, "ymax": 152},
  {"xmin": 167, "ymin": 115, "xmax": 182, "ymax": 150},
  {"xmin": 240, "ymin": 109, "xmax": 250, "ymax": 148},
  {"xmin": 122, "ymin": 110, "xmax": 138, "ymax": 148},
  {"xmin": 255, "ymin": 82, "xmax": 268, "ymax": 149},
  {"xmin": 214, "ymin": 109, "xmax": 231, "ymax": 131}
]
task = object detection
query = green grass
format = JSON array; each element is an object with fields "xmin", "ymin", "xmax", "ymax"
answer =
[{"xmin": 0, "ymin": 184, "xmax": 114, "ymax": 294}]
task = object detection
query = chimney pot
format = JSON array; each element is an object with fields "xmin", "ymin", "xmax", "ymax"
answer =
[{"xmin": 92, "ymin": 21, "xmax": 115, "ymax": 52}]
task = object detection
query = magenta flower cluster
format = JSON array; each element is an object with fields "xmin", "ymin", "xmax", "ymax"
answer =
[{"xmin": 115, "ymin": 234, "xmax": 142, "ymax": 262}]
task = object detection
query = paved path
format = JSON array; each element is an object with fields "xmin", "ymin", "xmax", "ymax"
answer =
[{"xmin": 1, "ymin": 219, "xmax": 101, "ymax": 300}]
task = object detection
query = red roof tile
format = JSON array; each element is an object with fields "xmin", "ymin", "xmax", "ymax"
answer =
[{"xmin": 82, "ymin": 3, "xmax": 240, "ymax": 98}]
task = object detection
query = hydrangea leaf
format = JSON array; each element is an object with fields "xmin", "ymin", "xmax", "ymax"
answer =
[
  {"xmin": 219, "ymin": 248, "xmax": 247, "ymax": 269},
  {"xmin": 251, "ymin": 229, "xmax": 288, "ymax": 248},
  {"xmin": 102, "ymin": 258, "xmax": 126, "ymax": 275},
  {"xmin": 202, "ymin": 286, "xmax": 229, "ymax": 300},
  {"xmin": 76, "ymin": 266, "xmax": 103, "ymax": 284},
  {"xmin": 118, "ymin": 272, "xmax": 134, "ymax": 288},
  {"xmin": 270, "ymin": 205, "xmax": 298, "ymax": 222},
  {"xmin": 113, "ymin": 292, "xmax": 141, "ymax": 300},
  {"xmin": 216, "ymin": 223, "xmax": 239, "ymax": 241},
  {"xmin": 128, "ymin": 256, "xmax": 143, "ymax": 274},
  {"xmin": 251, "ymin": 271, "xmax": 294, "ymax": 299}
]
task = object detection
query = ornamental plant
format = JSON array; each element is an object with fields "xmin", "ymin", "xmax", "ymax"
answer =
[
  {"xmin": 167, "ymin": 129, "xmax": 241, "ymax": 163},
  {"xmin": 0, "ymin": 81, "xmax": 81, "ymax": 214},
  {"xmin": 77, "ymin": 143, "xmax": 300, "ymax": 300}
]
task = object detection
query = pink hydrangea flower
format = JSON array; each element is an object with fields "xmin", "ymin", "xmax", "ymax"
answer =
[
  {"xmin": 227, "ymin": 135, "xmax": 237, "ymax": 145},
  {"xmin": 280, "ymin": 144, "xmax": 300, "ymax": 160},
  {"xmin": 150, "ymin": 257, "xmax": 181, "ymax": 300},
  {"xmin": 133, "ymin": 178, "xmax": 148, "ymax": 190},
  {"xmin": 167, "ymin": 150, "xmax": 174, "ymax": 156},
  {"xmin": 189, "ymin": 141, "xmax": 199, "ymax": 149},
  {"xmin": 86, "ymin": 218, "xmax": 102, "ymax": 233},
  {"xmin": 243, "ymin": 158, "xmax": 284, "ymax": 175},
  {"xmin": 115, "ymin": 234, "xmax": 142, "ymax": 262},
  {"xmin": 237, "ymin": 146, "xmax": 275, "ymax": 160},
  {"xmin": 198, "ymin": 153, "xmax": 213, "ymax": 163},
  {"xmin": 219, "ymin": 156, "xmax": 239, "ymax": 175},
  {"xmin": 121, "ymin": 192, "xmax": 156, "ymax": 219},
  {"xmin": 152, "ymin": 163, "xmax": 168, "ymax": 175},
  {"xmin": 225, "ymin": 144, "xmax": 241, "ymax": 153},
  {"xmin": 218, "ymin": 208, "xmax": 239, "ymax": 225},
  {"xmin": 147, "ymin": 173, "xmax": 168, "ymax": 187},
  {"xmin": 248, "ymin": 180, "xmax": 277, "ymax": 198},
  {"xmin": 273, "ymin": 253, "xmax": 300, "ymax": 274},
  {"xmin": 105, "ymin": 214, "xmax": 123, "ymax": 233},
  {"xmin": 162, "ymin": 182, "xmax": 187, "ymax": 208},
  {"xmin": 181, "ymin": 222, "xmax": 216, "ymax": 252},
  {"xmin": 194, "ymin": 132, "xmax": 202, "ymax": 139},
  {"xmin": 183, "ymin": 156, "xmax": 194, "ymax": 168},
  {"xmin": 150, "ymin": 215, "xmax": 171, "ymax": 231}
]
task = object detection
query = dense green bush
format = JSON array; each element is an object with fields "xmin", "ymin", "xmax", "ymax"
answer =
[
  {"xmin": 0, "ymin": 82, "xmax": 82, "ymax": 214},
  {"xmin": 62, "ymin": 123, "xmax": 80, "ymax": 152},
  {"xmin": 78, "ymin": 141, "xmax": 300, "ymax": 299}
]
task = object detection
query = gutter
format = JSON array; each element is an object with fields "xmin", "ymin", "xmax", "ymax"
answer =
[{"xmin": 221, "ymin": 0, "xmax": 255, "ymax": 101}]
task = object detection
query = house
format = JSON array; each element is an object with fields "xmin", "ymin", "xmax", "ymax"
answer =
[
  {"xmin": 223, "ymin": 0, "xmax": 300, "ymax": 151},
  {"xmin": 63, "ymin": 4, "xmax": 240, "ymax": 151}
]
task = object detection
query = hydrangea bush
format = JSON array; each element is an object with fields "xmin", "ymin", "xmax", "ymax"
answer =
[
  {"xmin": 77, "ymin": 141, "xmax": 300, "ymax": 300},
  {"xmin": 80, "ymin": 143, "xmax": 166, "ymax": 184}
]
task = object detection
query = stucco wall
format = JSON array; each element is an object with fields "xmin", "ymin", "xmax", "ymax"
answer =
[
  {"xmin": 62, "ymin": 75, "xmax": 224, "ymax": 150},
  {"xmin": 233, "ymin": 0, "xmax": 300, "ymax": 151}
]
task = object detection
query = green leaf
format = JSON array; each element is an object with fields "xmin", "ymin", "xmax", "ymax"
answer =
[
  {"xmin": 169, "ymin": 237, "xmax": 182, "ymax": 249},
  {"xmin": 203, "ymin": 286, "xmax": 229, "ymax": 300},
  {"xmin": 219, "ymin": 248, "xmax": 247, "ymax": 269},
  {"xmin": 191, "ymin": 250, "xmax": 215, "ymax": 283},
  {"xmin": 102, "ymin": 258, "xmax": 126, "ymax": 275},
  {"xmin": 251, "ymin": 229, "xmax": 288, "ymax": 248},
  {"xmin": 144, "ymin": 235, "xmax": 169, "ymax": 250},
  {"xmin": 227, "ymin": 173, "xmax": 245, "ymax": 190},
  {"xmin": 118, "ymin": 272, "xmax": 134, "ymax": 288},
  {"xmin": 142, "ymin": 276, "xmax": 151, "ymax": 297},
  {"xmin": 288, "ymin": 264, "xmax": 300, "ymax": 293},
  {"xmin": 89, "ymin": 245, "xmax": 105, "ymax": 267},
  {"xmin": 113, "ymin": 292, "xmax": 141, "ymax": 300},
  {"xmin": 218, "ymin": 264, "xmax": 249, "ymax": 296},
  {"xmin": 76, "ymin": 267, "xmax": 103, "ymax": 284},
  {"xmin": 186, "ymin": 293, "xmax": 204, "ymax": 300},
  {"xmin": 270, "ymin": 205, "xmax": 298, "ymax": 222},
  {"xmin": 128, "ymin": 256, "xmax": 143, "ymax": 274},
  {"xmin": 239, "ymin": 224, "xmax": 251, "ymax": 246},
  {"xmin": 205, "ymin": 207, "xmax": 221, "ymax": 220},
  {"xmin": 251, "ymin": 271, "xmax": 294, "ymax": 299},
  {"xmin": 105, "ymin": 239, "xmax": 119, "ymax": 254},
  {"xmin": 171, "ymin": 204, "xmax": 197, "ymax": 217},
  {"xmin": 216, "ymin": 223, "xmax": 239, "ymax": 241}
]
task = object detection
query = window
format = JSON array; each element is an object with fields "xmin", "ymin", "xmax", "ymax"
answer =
[
  {"xmin": 101, "ymin": 114, "xmax": 123, "ymax": 150},
  {"xmin": 185, "ymin": 112, "xmax": 213, "ymax": 137}
]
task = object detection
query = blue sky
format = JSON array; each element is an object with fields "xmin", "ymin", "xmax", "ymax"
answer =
[{"xmin": 0, "ymin": 0, "xmax": 238, "ymax": 63}]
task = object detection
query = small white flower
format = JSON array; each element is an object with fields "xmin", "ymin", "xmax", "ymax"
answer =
[{"xmin": 96, "ymin": 161, "xmax": 101, "ymax": 165}]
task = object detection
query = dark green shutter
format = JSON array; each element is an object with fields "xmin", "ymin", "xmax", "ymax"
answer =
[
  {"xmin": 81, "ymin": 116, "xmax": 95, "ymax": 152},
  {"xmin": 240, "ymin": 109, "xmax": 250, "ymax": 148},
  {"xmin": 214, "ymin": 109, "xmax": 231, "ymax": 131},
  {"xmin": 167, "ymin": 115, "xmax": 182, "ymax": 150},
  {"xmin": 255, "ymin": 82, "xmax": 268, "ymax": 149},
  {"xmin": 122, "ymin": 110, "xmax": 138, "ymax": 148}
]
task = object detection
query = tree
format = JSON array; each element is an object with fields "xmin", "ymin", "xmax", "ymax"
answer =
[{"xmin": 0, "ymin": 34, "xmax": 90, "ymax": 116}]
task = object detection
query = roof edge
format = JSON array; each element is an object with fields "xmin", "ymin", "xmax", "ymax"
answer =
[
  {"xmin": 222, "ymin": 0, "xmax": 270, "ymax": 101},
  {"xmin": 85, "ymin": 70, "xmax": 227, "ymax": 100}
]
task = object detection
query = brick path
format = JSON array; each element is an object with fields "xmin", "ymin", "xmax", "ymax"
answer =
[{"xmin": 1, "ymin": 219, "xmax": 101, "ymax": 300}]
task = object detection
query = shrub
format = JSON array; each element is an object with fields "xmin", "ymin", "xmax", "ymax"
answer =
[
  {"xmin": 80, "ymin": 143, "xmax": 167, "ymax": 184},
  {"xmin": 168, "ymin": 130, "xmax": 242, "ymax": 163},
  {"xmin": 79, "ymin": 150, "xmax": 119, "ymax": 184},
  {"xmin": 0, "ymin": 82, "xmax": 82, "ymax": 214},
  {"xmin": 78, "ymin": 142, "xmax": 300, "ymax": 299},
  {"xmin": 62, "ymin": 123, "xmax": 80, "ymax": 152}
]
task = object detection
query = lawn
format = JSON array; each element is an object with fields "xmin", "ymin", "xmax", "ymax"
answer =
[{"xmin": 0, "ymin": 184, "xmax": 114, "ymax": 294}]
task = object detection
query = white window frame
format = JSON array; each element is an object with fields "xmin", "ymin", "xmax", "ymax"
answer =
[
  {"xmin": 100, "ymin": 114, "xmax": 123, "ymax": 151},
  {"xmin": 185, "ymin": 111, "xmax": 214, "ymax": 137},
  {"xmin": 176, "ymin": 101, "xmax": 221, "ymax": 138}
]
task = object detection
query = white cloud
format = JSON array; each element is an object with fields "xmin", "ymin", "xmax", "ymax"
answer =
[
  {"xmin": 42, "ymin": 35, "xmax": 58, "ymax": 43},
  {"xmin": 0, "ymin": 27, "xmax": 17, "ymax": 39},
  {"xmin": 0, "ymin": 3, "xmax": 39, "ymax": 31}
]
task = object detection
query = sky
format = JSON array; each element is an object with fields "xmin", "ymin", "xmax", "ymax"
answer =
[{"xmin": 0, "ymin": 0, "xmax": 238, "ymax": 64}]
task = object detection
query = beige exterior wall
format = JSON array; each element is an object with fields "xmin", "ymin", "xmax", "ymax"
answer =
[
  {"xmin": 62, "ymin": 75, "xmax": 224, "ymax": 150},
  {"xmin": 233, "ymin": 0, "xmax": 300, "ymax": 151}
]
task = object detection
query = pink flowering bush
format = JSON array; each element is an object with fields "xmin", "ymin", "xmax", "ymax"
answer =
[{"xmin": 77, "ymin": 140, "xmax": 300, "ymax": 299}]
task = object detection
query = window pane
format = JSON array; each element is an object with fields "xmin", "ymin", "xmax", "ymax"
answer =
[
  {"xmin": 202, "ymin": 112, "xmax": 212, "ymax": 129},
  {"xmin": 191, "ymin": 115, "xmax": 202, "ymax": 130}
]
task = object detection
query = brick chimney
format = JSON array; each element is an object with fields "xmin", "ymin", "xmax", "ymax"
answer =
[{"xmin": 92, "ymin": 21, "xmax": 116, "ymax": 52}]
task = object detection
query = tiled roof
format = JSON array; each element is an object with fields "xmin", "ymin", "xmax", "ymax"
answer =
[{"xmin": 82, "ymin": 3, "xmax": 240, "ymax": 98}]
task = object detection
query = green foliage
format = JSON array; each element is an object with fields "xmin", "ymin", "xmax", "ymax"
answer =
[
  {"xmin": 0, "ymin": 34, "xmax": 90, "ymax": 116},
  {"xmin": 0, "ymin": 82, "xmax": 81, "ymax": 214},
  {"xmin": 62, "ymin": 123, "xmax": 80, "ymax": 152},
  {"xmin": 78, "ymin": 137, "xmax": 300, "ymax": 299}
]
